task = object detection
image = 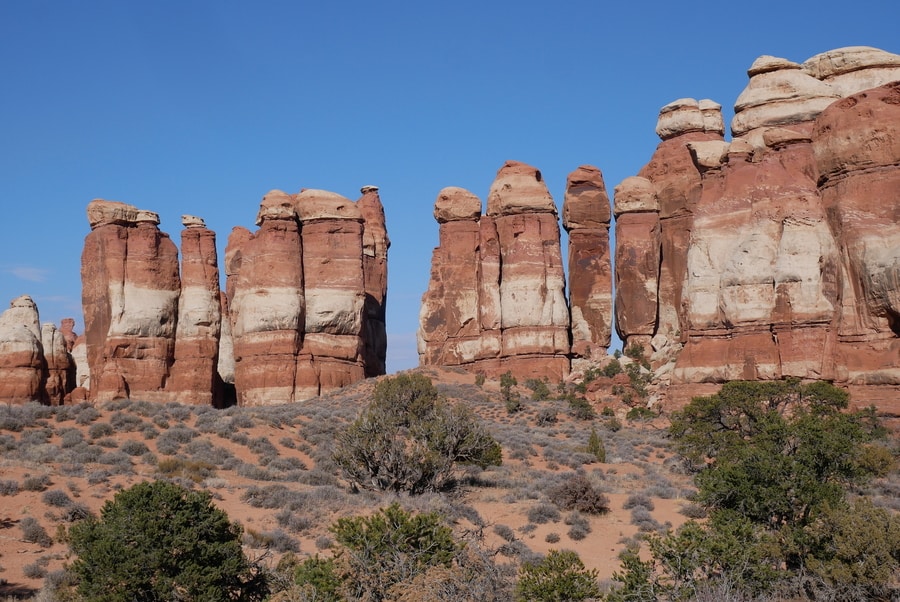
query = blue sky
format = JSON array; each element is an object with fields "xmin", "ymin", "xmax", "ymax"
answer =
[{"xmin": 1, "ymin": 1, "xmax": 897, "ymax": 373}]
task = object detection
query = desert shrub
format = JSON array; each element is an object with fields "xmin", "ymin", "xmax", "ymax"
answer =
[
  {"xmin": 567, "ymin": 395, "xmax": 596, "ymax": 420},
  {"xmin": 630, "ymin": 507, "xmax": 662, "ymax": 532},
  {"xmin": 59, "ymin": 428, "xmax": 84, "ymax": 448},
  {"xmin": 527, "ymin": 503, "xmax": 561, "ymax": 525},
  {"xmin": 109, "ymin": 411, "xmax": 143, "ymax": 432},
  {"xmin": 626, "ymin": 405, "xmax": 656, "ymax": 421},
  {"xmin": 88, "ymin": 422, "xmax": 113, "ymax": 439},
  {"xmin": 494, "ymin": 524, "xmax": 516, "ymax": 542},
  {"xmin": 525, "ymin": 378, "xmax": 552, "ymax": 401},
  {"xmin": 20, "ymin": 516, "xmax": 53, "ymax": 547},
  {"xmin": 247, "ymin": 436, "xmax": 278, "ymax": 458},
  {"xmin": 564, "ymin": 511, "xmax": 591, "ymax": 541},
  {"xmin": 516, "ymin": 549, "xmax": 599, "ymax": 602},
  {"xmin": 548, "ymin": 472, "xmax": 609, "ymax": 514},
  {"xmin": 22, "ymin": 559, "xmax": 48, "ymax": 579},
  {"xmin": 23, "ymin": 474, "xmax": 51, "ymax": 491},
  {"xmin": 42, "ymin": 489, "xmax": 73, "ymax": 508},
  {"xmin": 545, "ymin": 532, "xmax": 561, "ymax": 544},
  {"xmin": 0, "ymin": 479, "xmax": 19, "ymax": 495},
  {"xmin": 120, "ymin": 439, "xmax": 150, "ymax": 456},
  {"xmin": 68, "ymin": 480, "xmax": 267, "ymax": 601},
  {"xmin": 330, "ymin": 503, "xmax": 458, "ymax": 601},
  {"xmin": 535, "ymin": 407, "xmax": 558, "ymax": 426},
  {"xmin": 333, "ymin": 373, "xmax": 501, "ymax": 494},
  {"xmin": 623, "ymin": 493, "xmax": 655, "ymax": 511},
  {"xmin": 244, "ymin": 528, "xmax": 300, "ymax": 553},
  {"xmin": 157, "ymin": 457, "xmax": 216, "ymax": 483},
  {"xmin": 0, "ymin": 433, "xmax": 17, "ymax": 451},
  {"xmin": 74, "ymin": 405, "xmax": 100, "ymax": 425},
  {"xmin": 276, "ymin": 509, "xmax": 313, "ymax": 533},
  {"xmin": 602, "ymin": 358, "xmax": 624, "ymax": 378},
  {"xmin": 586, "ymin": 427, "xmax": 606, "ymax": 462},
  {"xmin": 21, "ymin": 428, "xmax": 52, "ymax": 446},
  {"xmin": 86, "ymin": 469, "xmax": 112, "ymax": 485},
  {"xmin": 475, "ymin": 373, "xmax": 486, "ymax": 387}
]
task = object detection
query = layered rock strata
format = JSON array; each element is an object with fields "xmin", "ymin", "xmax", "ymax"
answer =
[
  {"xmin": 0, "ymin": 296, "xmax": 77, "ymax": 404},
  {"xmin": 226, "ymin": 188, "xmax": 388, "ymax": 405},
  {"xmin": 562, "ymin": 165, "xmax": 612, "ymax": 360},
  {"xmin": 81, "ymin": 201, "xmax": 180, "ymax": 402},
  {"xmin": 613, "ymin": 46, "xmax": 899, "ymax": 402},
  {"xmin": 418, "ymin": 161, "xmax": 570, "ymax": 381},
  {"xmin": 0, "ymin": 296, "xmax": 45, "ymax": 402},
  {"xmin": 168, "ymin": 216, "xmax": 222, "ymax": 405}
]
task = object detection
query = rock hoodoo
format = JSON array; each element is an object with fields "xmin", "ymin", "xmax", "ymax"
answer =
[
  {"xmin": 66, "ymin": 185, "xmax": 389, "ymax": 407},
  {"xmin": 563, "ymin": 165, "xmax": 612, "ymax": 360},
  {"xmin": 418, "ymin": 160, "xmax": 571, "ymax": 381},
  {"xmin": 613, "ymin": 46, "xmax": 900, "ymax": 407}
]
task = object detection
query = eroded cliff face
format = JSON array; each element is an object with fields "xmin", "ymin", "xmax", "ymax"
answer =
[
  {"xmin": 612, "ymin": 46, "xmax": 900, "ymax": 406},
  {"xmin": 418, "ymin": 161, "xmax": 572, "ymax": 381},
  {"xmin": 71, "ymin": 186, "xmax": 389, "ymax": 407}
]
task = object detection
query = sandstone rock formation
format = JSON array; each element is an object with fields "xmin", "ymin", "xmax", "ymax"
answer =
[
  {"xmin": 357, "ymin": 186, "xmax": 390, "ymax": 377},
  {"xmin": 418, "ymin": 161, "xmax": 570, "ymax": 381},
  {"xmin": 562, "ymin": 165, "xmax": 612, "ymax": 360},
  {"xmin": 226, "ymin": 188, "xmax": 388, "ymax": 405},
  {"xmin": 0, "ymin": 296, "xmax": 45, "ymax": 402},
  {"xmin": 0, "ymin": 296, "xmax": 77, "ymax": 404},
  {"xmin": 613, "ymin": 46, "xmax": 900, "ymax": 406},
  {"xmin": 77, "ymin": 184, "xmax": 387, "ymax": 407},
  {"xmin": 81, "ymin": 201, "xmax": 181, "ymax": 402},
  {"xmin": 168, "ymin": 216, "xmax": 222, "ymax": 405}
]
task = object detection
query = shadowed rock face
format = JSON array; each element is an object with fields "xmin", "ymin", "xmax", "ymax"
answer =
[{"xmin": 419, "ymin": 161, "xmax": 571, "ymax": 381}]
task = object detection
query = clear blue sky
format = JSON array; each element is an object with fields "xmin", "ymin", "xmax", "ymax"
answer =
[{"xmin": 2, "ymin": 1, "xmax": 897, "ymax": 373}]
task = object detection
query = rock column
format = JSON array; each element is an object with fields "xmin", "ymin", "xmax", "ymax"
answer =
[{"xmin": 563, "ymin": 165, "xmax": 612, "ymax": 360}]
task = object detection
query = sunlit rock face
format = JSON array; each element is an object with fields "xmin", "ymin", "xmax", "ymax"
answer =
[
  {"xmin": 419, "ymin": 161, "xmax": 570, "ymax": 381},
  {"xmin": 78, "ymin": 184, "xmax": 387, "ymax": 407},
  {"xmin": 226, "ymin": 188, "xmax": 387, "ymax": 406},
  {"xmin": 563, "ymin": 165, "xmax": 612, "ymax": 360},
  {"xmin": 168, "ymin": 216, "xmax": 222, "ymax": 406},
  {"xmin": 613, "ymin": 46, "xmax": 899, "ymax": 407},
  {"xmin": 0, "ymin": 296, "xmax": 44, "ymax": 403},
  {"xmin": 81, "ymin": 200, "xmax": 181, "ymax": 403}
]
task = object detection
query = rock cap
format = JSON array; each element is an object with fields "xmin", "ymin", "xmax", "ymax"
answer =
[
  {"xmin": 294, "ymin": 189, "xmax": 363, "ymax": 222},
  {"xmin": 86, "ymin": 199, "xmax": 139, "ymax": 229},
  {"xmin": 486, "ymin": 160, "xmax": 556, "ymax": 216},
  {"xmin": 181, "ymin": 215, "xmax": 207, "ymax": 228},
  {"xmin": 434, "ymin": 187, "xmax": 482, "ymax": 223}
]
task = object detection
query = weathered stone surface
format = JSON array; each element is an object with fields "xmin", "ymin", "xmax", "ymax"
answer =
[
  {"xmin": 803, "ymin": 46, "xmax": 900, "ymax": 97},
  {"xmin": 486, "ymin": 160, "xmax": 557, "ymax": 216},
  {"xmin": 357, "ymin": 186, "xmax": 390, "ymax": 376},
  {"xmin": 59, "ymin": 318, "xmax": 77, "ymax": 351},
  {"xmin": 813, "ymin": 82, "xmax": 900, "ymax": 385},
  {"xmin": 41, "ymin": 322, "xmax": 74, "ymax": 405},
  {"xmin": 294, "ymin": 189, "xmax": 366, "ymax": 395},
  {"xmin": 0, "ymin": 296, "xmax": 44, "ymax": 403},
  {"xmin": 418, "ymin": 188, "xmax": 487, "ymax": 366},
  {"xmin": 419, "ymin": 162, "xmax": 570, "ymax": 381},
  {"xmin": 611, "ymin": 47, "xmax": 900, "ymax": 408},
  {"xmin": 169, "ymin": 221, "xmax": 222, "ymax": 405},
  {"xmin": 563, "ymin": 165, "xmax": 612, "ymax": 358},
  {"xmin": 81, "ymin": 200, "xmax": 180, "ymax": 403},
  {"xmin": 732, "ymin": 56, "xmax": 839, "ymax": 143},
  {"xmin": 230, "ymin": 191, "xmax": 305, "ymax": 406}
]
